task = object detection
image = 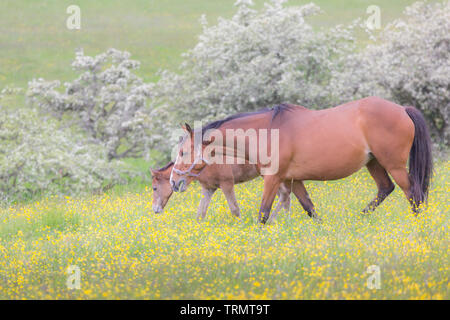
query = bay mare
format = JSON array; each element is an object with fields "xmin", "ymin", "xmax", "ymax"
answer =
[
  {"xmin": 170, "ymin": 97, "xmax": 433, "ymax": 224},
  {"xmin": 151, "ymin": 162, "xmax": 291, "ymax": 222}
]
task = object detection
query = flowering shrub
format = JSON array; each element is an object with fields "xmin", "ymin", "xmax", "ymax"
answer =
[
  {"xmin": 155, "ymin": 0, "xmax": 450, "ymax": 147},
  {"xmin": 0, "ymin": 106, "xmax": 124, "ymax": 202},
  {"xmin": 155, "ymin": 0, "xmax": 355, "ymax": 124},
  {"xmin": 335, "ymin": 1, "xmax": 450, "ymax": 145},
  {"xmin": 27, "ymin": 49, "xmax": 159, "ymax": 160},
  {"xmin": 25, "ymin": 1, "xmax": 450, "ymax": 160}
]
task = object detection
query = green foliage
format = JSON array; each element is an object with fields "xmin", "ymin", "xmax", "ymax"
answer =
[
  {"xmin": 0, "ymin": 105, "xmax": 125, "ymax": 203},
  {"xmin": 27, "ymin": 49, "xmax": 159, "ymax": 160},
  {"xmin": 155, "ymin": 0, "xmax": 450, "ymax": 151},
  {"xmin": 335, "ymin": 1, "xmax": 450, "ymax": 145},
  {"xmin": 155, "ymin": 0, "xmax": 355, "ymax": 124}
]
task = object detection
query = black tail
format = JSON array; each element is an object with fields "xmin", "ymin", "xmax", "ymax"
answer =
[{"xmin": 404, "ymin": 106, "xmax": 433, "ymax": 206}]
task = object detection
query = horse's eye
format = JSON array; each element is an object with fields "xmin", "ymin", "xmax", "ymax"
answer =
[
  {"xmin": 153, "ymin": 187, "xmax": 157, "ymax": 191},
  {"xmin": 180, "ymin": 151, "xmax": 184, "ymax": 157}
]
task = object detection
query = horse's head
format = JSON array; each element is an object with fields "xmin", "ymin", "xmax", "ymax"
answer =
[
  {"xmin": 150, "ymin": 163, "xmax": 174, "ymax": 213},
  {"xmin": 170, "ymin": 123, "xmax": 209, "ymax": 192}
]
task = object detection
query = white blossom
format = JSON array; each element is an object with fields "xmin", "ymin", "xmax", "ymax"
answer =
[
  {"xmin": 27, "ymin": 49, "xmax": 161, "ymax": 160},
  {"xmin": 335, "ymin": 0, "xmax": 450, "ymax": 145},
  {"xmin": 155, "ymin": 1, "xmax": 355, "ymax": 127},
  {"xmin": 0, "ymin": 106, "xmax": 125, "ymax": 203}
]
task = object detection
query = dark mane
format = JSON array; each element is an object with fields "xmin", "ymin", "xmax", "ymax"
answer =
[
  {"xmin": 155, "ymin": 161, "xmax": 174, "ymax": 172},
  {"xmin": 271, "ymin": 103, "xmax": 296, "ymax": 121},
  {"xmin": 200, "ymin": 103, "xmax": 295, "ymax": 136}
]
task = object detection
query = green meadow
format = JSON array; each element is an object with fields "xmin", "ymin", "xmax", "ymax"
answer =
[
  {"xmin": 0, "ymin": 161, "xmax": 448, "ymax": 299},
  {"xmin": 0, "ymin": 0, "xmax": 418, "ymax": 87}
]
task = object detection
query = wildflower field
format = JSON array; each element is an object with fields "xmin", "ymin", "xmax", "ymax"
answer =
[{"xmin": 0, "ymin": 161, "xmax": 448, "ymax": 300}]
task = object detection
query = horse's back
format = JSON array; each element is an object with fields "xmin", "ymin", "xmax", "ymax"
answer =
[
  {"xmin": 281, "ymin": 97, "xmax": 414, "ymax": 180},
  {"xmin": 281, "ymin": 103, "xmax": 369, "ymax": 180},
  {"xmin": 200, "ymin": 163, "xmax": 259, "ymax": 187},
  {"xmin": 231, "ymin": 163, "xmax": 259, "ymax": 184},
  {"xmin": 315, "ymin": 96, "xmax": 414, "ymax": 155}
]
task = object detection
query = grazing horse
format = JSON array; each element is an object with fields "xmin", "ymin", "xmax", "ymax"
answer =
[
  {"xmin": 170, "ymin": 97, "xmax": 433, "ymax": 224},
  {"xmin": 151, "ymin": 161, "xmax": 291, "ymax": 221}
]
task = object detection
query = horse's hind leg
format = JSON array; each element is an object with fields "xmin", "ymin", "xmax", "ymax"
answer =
[
  {"xmin": 372, "ymin": 154, "xmax": 417, "ymax": 214},
  {"xmin": 387, "ymin": 167, "xmax": 418, "ymax": 214},
  {"xmin": 362, "ymin": 158, "xmax": 395, "ymax": 214},
  {"xmin": 292, "ymin": 180, "xmax": 321, "ymax": 222},
  {"xmin": 369, "ymin": 143, "xmax": 416, "ymax": 213}
]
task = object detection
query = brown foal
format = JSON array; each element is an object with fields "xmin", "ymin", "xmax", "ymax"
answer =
[
  {"xmin": 171, "ymin": 97, "xmax": 433, "ymax": 224},
  {"xmin": 151, "ymin": 162, "xmax": 291, "ymax": 221}
]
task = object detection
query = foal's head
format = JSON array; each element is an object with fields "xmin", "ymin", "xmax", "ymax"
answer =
[
  {"xmin": 170, "ymin": 123, "xmax": 209, "ymax": 192},
  {"xmin": 150, "ymin": 162, "xmax": 174, "ymax": 213}
]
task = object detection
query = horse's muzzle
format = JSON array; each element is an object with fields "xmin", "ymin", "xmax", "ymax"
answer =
[{"xmin": 153, "ymin": 204, "xmax": 163, "ymax": 214}]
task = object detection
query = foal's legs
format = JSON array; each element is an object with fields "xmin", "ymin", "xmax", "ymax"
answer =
[
  {"xmin": 220, "ymin": 181, "xmax": 241, "ymax": 218},
  {"xmin": 267, "ymin": 182, "xmax": 291, "ymax": 224},
  {"xmin": 259, "ymin": 176, "xmax": 281, "ymax": 224},
  {"xmin": 292, "ymin": 180, "xmax": 321, "ymax": 221},
  {"xmin": 362, "ymin": 158, "xmax": 395, "ymax": 214},
  {"xmin": 197, "ymin": 186, "xmax": 216, "ymax": 220}
]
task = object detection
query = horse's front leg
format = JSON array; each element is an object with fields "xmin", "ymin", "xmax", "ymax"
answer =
[
  {"xmin": 196, "ymin": 186, "xmax": 216, "ymax": 221},
  {"xmin": 220, "ymin": 181, "xmax": 241, "ymax": 218},
  {"xmin": 259, "ymin": 175, "xmax": 281, "ymax": 224}
]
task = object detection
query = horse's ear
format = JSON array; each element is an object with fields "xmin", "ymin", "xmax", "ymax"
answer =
[
  {"xmin": 150, "ymin": 168, "xmax": 160, "ymax": 178},
  {"xmin": 202, "ymin": 138, "xmax": 214, "ymax": 146},
  {"xmin": 181, "ymin": 123, "xmax": 193, "ymax": 137},
  {"xmin": 185, "ymin": 123, "xmax": 193, "ymax": 134}
]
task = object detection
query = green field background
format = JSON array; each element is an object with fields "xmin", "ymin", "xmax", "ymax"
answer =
[{"xmin": 0, "ymin": 0, "xmax": 417, "ymax": 88}]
